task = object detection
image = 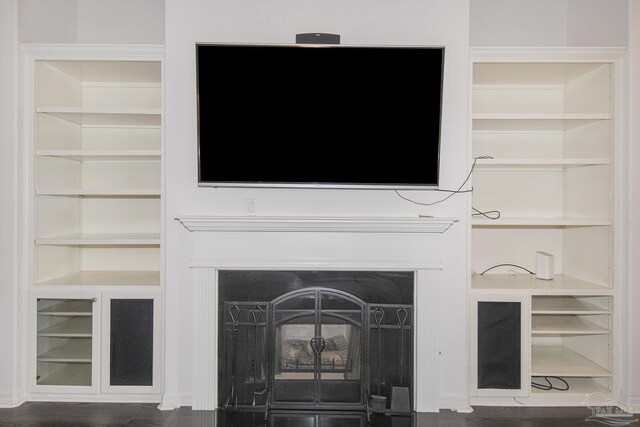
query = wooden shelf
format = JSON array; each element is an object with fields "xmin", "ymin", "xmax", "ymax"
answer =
[
  {"xmin": 473, "ymin": 62, "xmax": 612, "ymax": 86},
  {"xmin": 473, "ymin": 117, "xmax": 608, "ymax": 132},
  {"xmin": 531, "ymin": 315, "xmax": 608, "ymax": 335},
  {"xmin": 38, "ymin": 300, "xmax": 92, "ymax": 316},
  {"xmin": 531, "ymin": 345, "xmax": 610, "ymax": 377},
  {"xmin": 532, "ymin": 296, "xmax": 609, "ymax": 314},
  {"xmin": 36, "ymin": 189, "xmax": 160, "ymax": 196},
  {"xmin": 38, "ymin": 339, "xmax": 92, "ymax": 363},
  {"xmin": 36, "ymin": 270, "xmax": 160, "ymax": 286},
  {"xmin": 475, "ymin": 158, "xmax": 610, "ymax": 168},
  {"xmin": 37, "ymin": 107, "xmax": 161, "ymax": 127},
  {"xmin": 473, "ymin": 113, "xmax": 610, "ymax": 121},
  {"xmin": 36, "ymin": 233, "xmax": 160, "ymax": 246},
  {"xmin": 37, "ymin": 363, "xmax": 92, "ymax": 386},
  {"xmin": 36, "ymin": 150, "xmax": 161, "ymax": 162},
  {"xmin": 472, "ymin": 217, "xmax": 610, "ymax": 226},
  {"xmin": 38, "ymin": 317, "xmax": 92, "ymax": 337},
  {"xmin": 471, "ymin": 274, "xmax": 612, "ymax": 295},
  {"xmin": 39, "ymin": 60, "xmax": 161, "ymax": 84}
]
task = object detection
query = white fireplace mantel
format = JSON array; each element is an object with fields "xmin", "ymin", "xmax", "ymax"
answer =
[
  {"xmin": 175, "ymin": 215, "xmax": 457, "ymax": 234},
  {"xmin": 177, "ymin": 215, "xmax": 454, "ymax": 413}
]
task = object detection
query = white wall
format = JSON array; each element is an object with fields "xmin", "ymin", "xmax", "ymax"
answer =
[
  {"xmin": 470, "ymin": 0, "xmax": 628, "ymax": 47},
  {"xmin": 18, "ymin": 0, "xmax": 77, "ymax": 43},
  {"xmin": 76, "ymin": 0, "xmax": 164, "ymax": 44},
  {"xmin": 18, "ymin": 0, "xmax": 164, "ymax": 44},
  {"xmin": 567, "ymin": 0, "xmax": 628, "ymax": 47},
  {"xmin": 0, "ymin": 0, "xmax": 21, "ymax": 408},
  {"xmin": 164, "ymin": 0, "xmax": 471, "ymax": 409},
  {"xmin": 470, "ymin": 0, "xmax": 568, "ymax": 47}
]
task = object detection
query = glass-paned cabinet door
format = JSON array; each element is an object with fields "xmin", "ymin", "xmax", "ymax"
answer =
[
  {"xmin": 32, "ymin": 294, "xmax": 99, "ymax": 392},
  {"xmin": 101, "ymin": 291, "xmax": 161, "ymax": 394}
]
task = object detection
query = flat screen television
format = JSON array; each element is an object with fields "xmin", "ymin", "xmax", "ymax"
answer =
[{"xmin": 196, "ymin": 43, "xmax": 444, "ymax": 189}]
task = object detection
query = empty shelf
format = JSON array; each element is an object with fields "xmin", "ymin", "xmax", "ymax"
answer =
[
  {"xmin": 38, "ymin": 339, "xmax": 92, "ymax": 363},
  {"xmin": 38, "ymin": 300, "xmax": 92, "ymax": 316},
  {"xmin": 531, "ymin": 345, "xmax": 610, "ymax": 377},
  {"xmin": 38, "ymin": 317, "xmax": 92, "ymax": 337},
  {"xmin": 36, "ymin": 233, "xmax": 160, "ymax": 245},
  {"xmin": 37, "ymin": 107, "xmax": 161, "ymax": 127},
  {"xmin": 532, "ymin": 296, "xmax": 609, "ymax": 314},
  {"xmin": 531, "ymin": 315, "xmax": 608, "ymax": 335},
  {"xmin": 37, "ymin": 149, "xmax": 161, "ymax": 162},
  {"xmin": 37, "ymin": 270, "xmax": 160, "ymax": 286},
  {"xmin": 37, "ymin": 363, "xmax": 92, "ymax": 386}
]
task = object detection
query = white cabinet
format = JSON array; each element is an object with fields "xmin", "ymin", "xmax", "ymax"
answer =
[
  {"xmin": 470, "ymin": 49, "xmax": 622, "ymax": 406},
  {"xmin": 24, "ymin": 45, "xmax": 164, "ymax": 402},
  {"xmin": 29, "ymin": 291, "xmax": 162, "ymax": 397}
]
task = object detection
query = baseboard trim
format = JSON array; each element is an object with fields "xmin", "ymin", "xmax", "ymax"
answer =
[
  {"xmin": 620, "ymin": 394, "xmax": 640, "ymax": 414},
  {"xmin": 0, "ymin": 389, "xmax": 26, "ymax": 408},
  {"xmin": 439, "ymin": 394, "xmax": 471, "ymax": 412},
  {"xmin": 160, "ymin": 393, "xmax": 192, "ymax": 410}
]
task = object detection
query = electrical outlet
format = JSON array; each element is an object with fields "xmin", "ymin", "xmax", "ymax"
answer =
[{"xmin": 246, "ymin": 199, "xmax": 256, "ymax": 215}]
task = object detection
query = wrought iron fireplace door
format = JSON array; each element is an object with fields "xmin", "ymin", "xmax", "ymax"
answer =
[{"xmin": 269, "ymin": 287, "xmax": 367, "ymax": 410}]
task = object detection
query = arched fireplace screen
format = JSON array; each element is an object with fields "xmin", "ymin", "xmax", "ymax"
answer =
[{"xmin": 218, "ymin": 271, "xmax": 414, "ymax": 415}]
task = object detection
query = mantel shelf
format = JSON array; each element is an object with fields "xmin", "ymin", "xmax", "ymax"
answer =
[{"xmin": 175, "ymin": 216, "xmax": 457, "ymax": 234}]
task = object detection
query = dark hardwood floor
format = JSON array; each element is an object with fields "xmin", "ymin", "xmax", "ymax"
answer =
[{"xmin": 0, "ymin": 403, "xmax": 628, "ymax": 426}]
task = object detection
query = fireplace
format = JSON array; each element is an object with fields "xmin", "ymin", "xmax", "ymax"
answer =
[
  {"xmin": 176, "ymin": 215, "xmax": 455, "ymax": 413},
  {"xmin": 217, "ymin": 271, "xmax": 414, "ymax": 415}
]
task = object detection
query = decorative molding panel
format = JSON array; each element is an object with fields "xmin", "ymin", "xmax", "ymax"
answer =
[{"xmin": 192, "ymin": 268, "xmax": 217, "ymax": 411}]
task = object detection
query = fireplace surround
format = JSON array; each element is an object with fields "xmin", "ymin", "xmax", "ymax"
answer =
[{"xmin": 175, "ymin": 216, "xmax": 456, "ymax": 413}]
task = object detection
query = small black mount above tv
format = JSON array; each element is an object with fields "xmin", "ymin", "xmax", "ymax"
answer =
[{"xmin": 295, "ymin": 33, "xmax": 341, "ymax": 45}]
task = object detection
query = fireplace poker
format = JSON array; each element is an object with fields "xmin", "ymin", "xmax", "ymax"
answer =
[
  {"xmin": 397, "ymin": 307, "xmax": 408, "ymax": 383},
  {"xmin": 370, "ymin": 307, "xmax": 386, "ymax": 413},
  {"xmin": 390, "ymin": 306, "xmax": 411, "ymax": 415},
  {"xmin": 225, "ymin": 305, "xmax": 240, "ymax": 410},
  {"xmin": 250, "ymin": 305, "xmax": 264, "ymax": 406}
]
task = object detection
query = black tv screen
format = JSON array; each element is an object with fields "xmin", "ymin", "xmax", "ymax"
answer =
[{"xmin": 197, "ymin": 43, "xmax": 444, "ymax": 189}]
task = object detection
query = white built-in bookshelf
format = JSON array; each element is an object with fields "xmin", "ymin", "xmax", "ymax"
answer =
[
  {"xmin": 27, "ymin": 47, "xmax": 163, "ymax": 396},
  {"xmin": 34, "ymin": 59, "xmax": 162, "ymax": 288},
  {"xmin": 470, "ymin": 50, "xmax": 622, "ymax": 405}
]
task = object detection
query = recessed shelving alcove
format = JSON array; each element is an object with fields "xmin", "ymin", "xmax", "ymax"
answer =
[{"xmin": 32, "ymin": 55, "xmax": 162, "ymax": 288}]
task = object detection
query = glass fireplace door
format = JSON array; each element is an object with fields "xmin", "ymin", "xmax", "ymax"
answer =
[
  {"xmin": 317, "ymin": 291, "xmax": 364, "ymax": 407},
  {"xmin": 271, "ymin": 288, "xmax": 365, "ymax": 409}
]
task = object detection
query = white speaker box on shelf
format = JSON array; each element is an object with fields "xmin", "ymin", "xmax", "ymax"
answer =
[{"xmin": 535, "ymin": 252, "xmax": 554, "ymax": 280}]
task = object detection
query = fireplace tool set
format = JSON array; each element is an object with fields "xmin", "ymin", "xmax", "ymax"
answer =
[
  {"xmin": 369, "ymin": 306, "xmax": 411, "ymax": 416},
  {"xmin": 224, "ymin": 303, "xmax": 268, "ymax": 413}
]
